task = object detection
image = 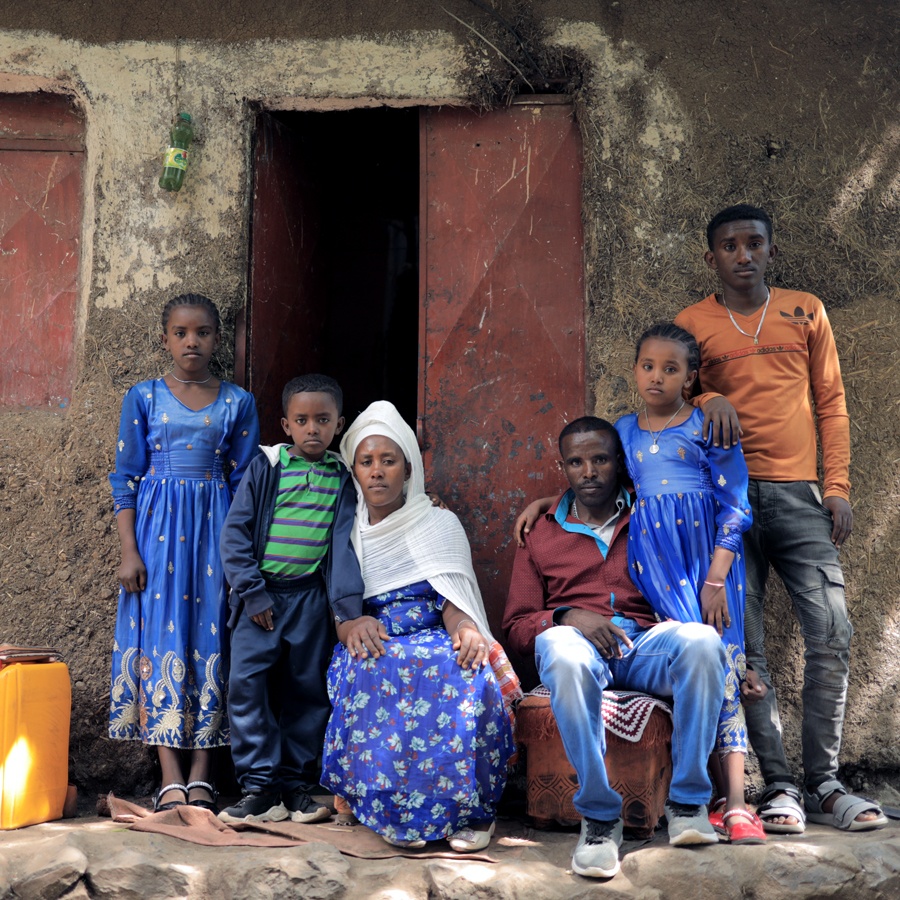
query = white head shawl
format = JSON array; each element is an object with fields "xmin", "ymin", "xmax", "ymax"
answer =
[{"xmin": 339, "ymin": 400, "xmax": 495, "ymax": 642}]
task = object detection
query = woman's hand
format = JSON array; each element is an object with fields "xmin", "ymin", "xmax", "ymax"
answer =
[
  {"xmin": 118, "ymin": 548, "xmax": 147, "ymax": 594},
  {"xmin": 338, "ymin": 615, "xmax": 390, "ymax": 659},
  {"xmin": 453, "ymin": 622, "xmax": 489, "ymax": 670},
  {"xmin": 699, "ymin": 580, "xmax": 730, "ymax": 636}
]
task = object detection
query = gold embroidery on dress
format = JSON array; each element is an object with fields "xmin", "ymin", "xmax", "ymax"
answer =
[
  {"xmin": 636, "ymin": 450, "xmax": 644, "ymax": 463},
  {"xmin": 118, "ymin": 440, "xmax": 125, "ymax": 451},
  {"xmin": 204, "ymin": 415, "xmax": 211, "ymax": 426},
  {"xmin": 718, "ymin": 475, "xmax": 727, "ymax": 486},
  {"xmin": 162, "ymin": 413, "xmax": 169, "ymax": 424},
  {"xmin": 677, "ymin": 447, "xmax": 686, "ymax": 460}
]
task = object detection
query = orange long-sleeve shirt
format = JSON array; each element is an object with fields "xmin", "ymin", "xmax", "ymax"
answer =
[{"xmin": 675, "ymin": 288, "xmax": 850, "ymax": 501}]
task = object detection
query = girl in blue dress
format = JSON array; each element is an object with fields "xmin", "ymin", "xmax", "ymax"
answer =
[
  {"xmin": 322, "ymin": 401, "xmax": 520, "ymax": 852},
  {"xmin": 108, "ymin": 294, "xmax": 259, "ymax": 812},
  {"xmin": 615, "ymin": 322, "xmax": 766, "ymax": 844}
]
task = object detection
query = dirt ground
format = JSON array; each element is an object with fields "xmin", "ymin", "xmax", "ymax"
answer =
[{"xmin": 0, "ymin": 0, "xmax": 898, "ymax": 798}]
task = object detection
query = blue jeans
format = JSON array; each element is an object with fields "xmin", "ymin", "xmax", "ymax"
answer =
[
  {"xmin": 535, "ymin": 620, "xmax": 725, "ymax": 822},
  {"xmin": 742, "ymin": 480, "xmax": 852, "ymax": 790}
]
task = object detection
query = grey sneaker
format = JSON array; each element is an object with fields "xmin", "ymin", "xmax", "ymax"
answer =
[
  {"xmin": 572, "ymin": 816, "xmax": 623, "ymax": 878},
  {"xmin": 665, "ymin": 800, "xmax": 719, "ymax": 846}
]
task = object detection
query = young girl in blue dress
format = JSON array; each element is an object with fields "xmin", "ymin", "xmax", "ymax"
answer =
[
  {"xmin": 615, "ymin": 322, "xmax": 766, "ymax": 844},
  {"xmin": 109, "ymin": 293, "xmax": 260, "ymax": 812}
]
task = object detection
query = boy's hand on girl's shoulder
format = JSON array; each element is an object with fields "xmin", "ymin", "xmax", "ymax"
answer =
[
  {"xmin": 251, "ymin": 608, "xmax": 274, "ymax": 631},
  {"xmin": 822, "ymin": 496, "xmax": 852, "ymax": 548},
  {"xmin": 700, "ymin": 396, "xmax": 742, "ymax": 448}
]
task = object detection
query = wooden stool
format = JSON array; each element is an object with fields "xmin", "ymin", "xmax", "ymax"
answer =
[{"xmin": 516, "ymin": 689, "xmax": 673, "ymax": 839}]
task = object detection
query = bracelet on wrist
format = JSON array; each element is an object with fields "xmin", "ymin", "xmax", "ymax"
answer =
[{"xmin": 704, "ymin": 580, "xmax": 725, "ymax": 587}]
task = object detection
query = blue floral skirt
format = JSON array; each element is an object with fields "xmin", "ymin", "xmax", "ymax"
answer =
[{"xmin": 322, "ymin": 580, "xmax": 514, "ymax": 844}]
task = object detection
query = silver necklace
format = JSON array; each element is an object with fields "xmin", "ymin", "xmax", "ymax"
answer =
[
  {"xmin": 170, "ymin": 373, "xmax": 212, "ymax": 384},
  {"xmin": 572, "ymin": 498, "xmax": 580, "ymax": 520},
  {"xmin": 645, "ymin": 399, "xmax": 685, "ymax": 454},
  {"xmin": 722, "ymin": 287, "xmax": 770, "ymax": 345}
]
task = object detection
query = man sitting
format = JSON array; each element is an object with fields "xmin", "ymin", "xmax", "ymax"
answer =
[{"xmin": 503, "ymin": 417, "xmax": 726, "ymax": 879}]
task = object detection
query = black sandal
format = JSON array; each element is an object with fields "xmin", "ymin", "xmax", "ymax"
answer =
[
  {"xmin": 154, "ymin": 782, "xmax": 188, "ymax": 812},
  {"xmin": 186, "ymin": 780, "xmax": 219, "ymax": 813}
]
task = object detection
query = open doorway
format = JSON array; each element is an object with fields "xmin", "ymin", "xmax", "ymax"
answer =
[
  {"xmin": 244, "ymin": 98, "xmax": 586, "ymax": 645},
  {"xmin": 244, "ymin": 106, "xmax": 419, "ymax": 442}
]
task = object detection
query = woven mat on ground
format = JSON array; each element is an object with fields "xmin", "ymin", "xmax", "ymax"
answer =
[
  {"xmin": 525, "ymin": 687, "xmax": 672, "ymax": 742},
  {"xmin": 107, "ymin": 794, "xmax": 497, "ymax": 861}
]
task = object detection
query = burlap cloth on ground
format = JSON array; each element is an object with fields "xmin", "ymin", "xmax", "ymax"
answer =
[{"xmin": 107, "ymin": 795, "xmax": 497, "ymax": 861}]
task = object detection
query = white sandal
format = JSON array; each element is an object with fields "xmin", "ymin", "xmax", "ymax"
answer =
[
  {"xmin": 449, "ymin": 820, "xmax": 495, "ymax": 852},
  {"xmin": 756, "ymin": 782, "xmax": 806, "ymax": 834}
]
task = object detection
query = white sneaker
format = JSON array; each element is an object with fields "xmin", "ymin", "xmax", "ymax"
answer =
[
  {"xmin": 449, "ymin": 820, "xmax": 496, "ymax": 852},
  {"xmin": 572, "ymin": 817, "xmax": 623, "ymax": 878}
]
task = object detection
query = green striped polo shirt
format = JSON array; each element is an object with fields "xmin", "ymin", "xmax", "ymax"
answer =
[{"xmin": 259, "ymin": 447, "xmax": 342, "ymax": 579}]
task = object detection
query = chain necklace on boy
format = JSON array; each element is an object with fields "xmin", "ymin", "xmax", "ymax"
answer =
[
  {"xmin": 645, "ymin": 399, "xmax": 685, "ymax": 454},
  {"xmin": 170, "ymin": 372, "xmax": 213, "ymax": 385},
  {"xmin": 722, "ymin": 286, "xmax": 771, "ymax": 345}
]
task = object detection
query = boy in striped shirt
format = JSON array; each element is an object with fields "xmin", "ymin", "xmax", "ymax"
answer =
[{"xmin": 219, "ymin": 374, "xmax": 364, "ymax": 824}]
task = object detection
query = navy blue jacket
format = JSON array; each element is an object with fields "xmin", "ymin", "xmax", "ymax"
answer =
[{"xmin": 220, "ymin": 445, "xmax": 364, "ymax": 627}]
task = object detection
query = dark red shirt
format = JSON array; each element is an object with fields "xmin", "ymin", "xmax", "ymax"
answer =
[{"xmin": 503, "ymin": 493, "xmax": 659, "ymax": 659}]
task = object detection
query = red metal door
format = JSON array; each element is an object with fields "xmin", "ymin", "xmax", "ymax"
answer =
[
  {"xmin": 0, "ymin": 95, "xmax": 83, "ymax": 409},
  {"xmin": 420, "ymin": 98, "xmax": 585, "ymax": 633},
  {"xmin": 246, "ymin": 112, "xmax": 327, "ymax": 442}
]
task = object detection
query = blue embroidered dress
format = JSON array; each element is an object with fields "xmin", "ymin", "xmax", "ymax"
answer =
[
  {"xmin": 322, "ymin": 580, "xmax": 515, "ymax": 844},
  {"xmin": 616, "ymin": 408, "xmax": 752, "ymax": 752},
  {"xmin": 108, "ymin": 378, "xmax": 259, "ymax": 748}
]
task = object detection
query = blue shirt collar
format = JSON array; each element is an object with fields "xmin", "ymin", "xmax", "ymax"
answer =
[{"xmin": 553, "ymin": 487, "xmax": 630, "ymax": 558}]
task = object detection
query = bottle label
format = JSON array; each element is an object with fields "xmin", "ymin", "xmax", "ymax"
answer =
[{"xmin": 163, "ymin": 147, "xmax": 189, "ymax": 170}]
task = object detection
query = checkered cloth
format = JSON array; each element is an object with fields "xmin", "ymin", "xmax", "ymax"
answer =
[{"xmin": 525, "ymin": 686, "xmax": 671, "ymax": 743}]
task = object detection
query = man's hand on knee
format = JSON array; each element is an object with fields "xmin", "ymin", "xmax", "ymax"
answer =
[{"xmin": 559, "ymin": 609, "xmax": 633, "ymax": 659}]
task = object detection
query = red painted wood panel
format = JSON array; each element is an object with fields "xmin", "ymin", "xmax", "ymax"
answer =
[
  {"xmin": 421, "ymin": 100, "xmax": 585, "ymax": 633},
  {"xmin": 0, "ymin": 146, "xmax": 82, "ymax": 409}
]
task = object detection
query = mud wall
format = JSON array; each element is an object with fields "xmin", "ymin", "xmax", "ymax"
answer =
[{"xmin": 0, "ymin": 1, "xmax": 897, "ymax": 797}]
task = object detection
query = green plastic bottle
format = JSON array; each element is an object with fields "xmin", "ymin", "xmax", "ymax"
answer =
[{"xmin": 159, "ymin": 112, "xmax": 194, "ymax": 192}]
